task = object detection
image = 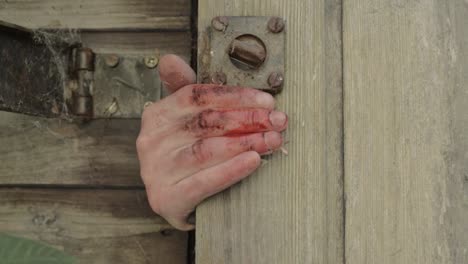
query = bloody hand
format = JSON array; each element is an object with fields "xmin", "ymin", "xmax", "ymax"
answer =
[{"xmin": 137, "ymin": 55, "xmax": 288, "ymax": 230}]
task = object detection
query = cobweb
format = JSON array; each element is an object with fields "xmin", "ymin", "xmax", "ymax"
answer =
[{"xmin": 31, "ymin": 28, "xmax": 82, "ymax": 118}]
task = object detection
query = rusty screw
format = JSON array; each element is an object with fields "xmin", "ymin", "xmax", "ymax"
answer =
[
  {"xmin": 105, "ymin": 54, "xmax": 120, "ymax": 68},
  {"xmin": 268, "ymin": 72, "xmax": 284, "ymax": 89},
  {"xmin": 211, "ymin": 72, "xmax": 227, "ymax": 85},
  {"xmin": 144, "ymin": 56, "xmax": 159, "ymax": 69},
  {"xmin": 211, "ymin": 16, "xmax": 229, "ymax": 31},
  {"xmin": 267, "ymin": 17, "xmax": 285, "ymax": 33}
]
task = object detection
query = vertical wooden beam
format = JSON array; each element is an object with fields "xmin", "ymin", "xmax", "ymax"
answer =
[
  {"xmin": 196, "ymin": 1, "xmax": 344, "ymax": 263},
  {"xmin": 344, "ymin": 1, "xmax": 468, "ymax": 263}
]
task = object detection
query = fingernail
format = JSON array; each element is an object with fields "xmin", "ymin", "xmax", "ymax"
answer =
[
  {"xmin": 269, "ymin": 111, "xmax": 287, "ymax": 130},
  {"xmin": 264, "ymin": 131, "xmax": 283, "ymax": 151},
  {"xmin": 256, "ymin": 92, "xmax": 275, "ymax": 108}
]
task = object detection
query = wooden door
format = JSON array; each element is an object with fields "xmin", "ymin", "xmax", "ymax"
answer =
[
  {"xmin": 195, "ymin": 1, "xmax": 344, "ymax": 263},
  {"xmin": 195, "ymin": 1, "xmax": 468, "ymax": 264}
]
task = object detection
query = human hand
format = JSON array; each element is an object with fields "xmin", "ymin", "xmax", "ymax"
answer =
[{"xmin": 137, "ymin": 55, "xmax": 288, "ymax": 230}]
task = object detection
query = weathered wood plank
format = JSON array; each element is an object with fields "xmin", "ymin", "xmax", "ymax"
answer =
[
  {"xmin": 196, "ymin": 1, "xmax": 344, "ymax": 263},
  {"xmin": 0, "ymin": 0, "xmax": 191, "ymax": 30},
  {"xmin": 344, "ymin": 1, "xmax": 468, "ymax": 263},
  {"xmin": 0, "ymin": 28, "xmax": 192, "ymax": 185},
  {"xmin": 0, "ymin": 112, "xmax": 142, "ymax": 186},
  {"xmin": 81, "ymin": 32, "xmax": 192, "ymax": 61},
  {"xmin": 0, "ymin": 188, "xmax": 187, "ymax": 263}
]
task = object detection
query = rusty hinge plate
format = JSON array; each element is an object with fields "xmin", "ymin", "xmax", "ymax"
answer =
[
  {"xmin": 0, "ymin": 21, "xmax": 69, "ymax": 117},
  {"xmin": 199, "ymin": 16, "xmax": 286, "ymax": 94},
  {"xmin": 92, "ymin": 54, "xmax": 161, "ymax": 118},
  {"xmin": 0, "ymin": 20, "xmax": 161, "ymax": 119},
  {"xmin": 65, "ymin": 48, "xmax": 161, "ymax": 119}
]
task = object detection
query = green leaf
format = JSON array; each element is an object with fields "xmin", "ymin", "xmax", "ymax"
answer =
[{"xmin": 0, "ymin": 233, "xmax": 76, "ymax": 264}]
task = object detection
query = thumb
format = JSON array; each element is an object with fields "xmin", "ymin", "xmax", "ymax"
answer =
[{"xmin": 158, "ymin": 54, "xmax": 196, "ymax": 94}]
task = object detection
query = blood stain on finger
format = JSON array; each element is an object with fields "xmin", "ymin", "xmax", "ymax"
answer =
[
  {"xmin": 191, "ymin": 85, "xmax": 209, "ymax": 106},
  {"xmin": 183, "ymin": 109, "xmax": 226, "ymax": 134},
  {"xmin": 183, "ymin": 109, "xmax": 273, "ymax": 136},
  {"xmin": 211, "ymin": 85, "xmax": 237, "ymax": 95},
  {"xmin": 190, "ymin": 85, "xmax": 240, "ymax": 106},
  {"xmin": 225, "ymin": 122, "xmax": 268, "ymax": 136}
]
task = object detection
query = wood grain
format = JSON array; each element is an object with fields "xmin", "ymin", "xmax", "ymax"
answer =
[
  {"xmin": 0, "ymin": 112, "xmax": 142, "ymax": 186},
  {"xmin": 0, "ymin": 29, "xmax": 192, "ymax": 185},
  {"xmin": 0, "ymin": 188, "xmax": 187, "ymax": 264},
  {"xmin": 196, "ymin": 1, "xmax": 344, "ymax": 263},
  {"xmin": 0, "ymin": 0, "xmax": 191, "ymax": 30},
  {"xmin": 344, "ymin": 1, "xmax": 468, "ymax": 263},
  {"xmin": 0, "ymin": 1, "xmax": 192, "ymax": 262},
  {"xmin": 81, "ymin": 31, "xmax": 192, "ymax": 60}
]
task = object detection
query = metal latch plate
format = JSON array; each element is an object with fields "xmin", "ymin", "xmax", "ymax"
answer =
[{"xmin": 199, "ymin": 16, "xmax": 285, "ymax": 94}]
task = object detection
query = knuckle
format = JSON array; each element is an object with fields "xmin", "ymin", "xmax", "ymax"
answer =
[
  {"xmin": 176, "ymin": 139, "xmax": 213, "ymax": 166},
  {"xmin": 197, "ymin": 110, "xmax": 218, "ymax": 129},
  {"xmin": 184, "ymin": 109, "xmax": 223, "ymax": 133},
  {"xmin": 196, "ymin": 111, "xmax": 210, "ymax": 129},
  {"xmin": 246, "ymin": 110, "xmax": 261, "ymax": 125},
  {"xmin": 188, "ymin": 84, "xmax": 209, "ymax": 106},
  {"xmin": 190, "ymin": 139, "xmax": 212, "ymax": 163}
]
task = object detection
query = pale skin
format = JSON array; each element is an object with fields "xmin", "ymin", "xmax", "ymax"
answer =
[{"xmin": 137, "ymin": 54, "xmax": 288, "ymax": 230}]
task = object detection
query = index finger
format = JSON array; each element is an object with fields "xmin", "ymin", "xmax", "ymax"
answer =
[{"xmin": 170, "ymin": 84, "xmax": 276, "ymax": 113}]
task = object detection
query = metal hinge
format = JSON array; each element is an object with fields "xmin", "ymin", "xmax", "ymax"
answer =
[
  {"xmin": 0, "ymin": 21, "xmax": 161, "ymax": 119},
  {"xmin": 66, "ymin": 47, "xmax": 160, "ymax": 118}
]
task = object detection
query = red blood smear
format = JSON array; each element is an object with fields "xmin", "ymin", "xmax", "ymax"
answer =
[{"xmin": 225, "ymin": 122, "xmax": 269, "ymax": 136}]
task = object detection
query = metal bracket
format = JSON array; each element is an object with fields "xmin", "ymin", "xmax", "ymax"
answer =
[
  {"xmin": 66, "ymin": 49, "xmax": 161, "ymax": 118},
  {"xmin": 199, "ymin": 16, "xmax": 286, "ymax": 94},
  {"xmin": 0, "ymin": 20, "xmax": 161, "ymax": 119},
  {"xmin": 92, "ymin": 54, "xmax": 160, "ymax": 118}
]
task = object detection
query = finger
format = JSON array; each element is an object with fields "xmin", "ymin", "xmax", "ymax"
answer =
[
  {"xmin": 168, "ymin": 131, "xmax": 282, "ymax": 183},
  {"xmin": 143, "ymin": 84, "xmax": 276, "ymax": 126},
  {"xmin": 161, "ymin": 209, "xmax": 195, "ymax": 231},
  {"xmin": 172, "ymin": 84, "xmax": 276, "ymax": 112},
  {"xmin": 183, "ymin": 109, "xmax": 288, "ymax": 138},
  {"xmin": 159, "ymin": 54, "xmax": 196, "ymax": 93},
  {"xmin": 175, "ymin": 151, "xmax": 261, "ymax": 212}
]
